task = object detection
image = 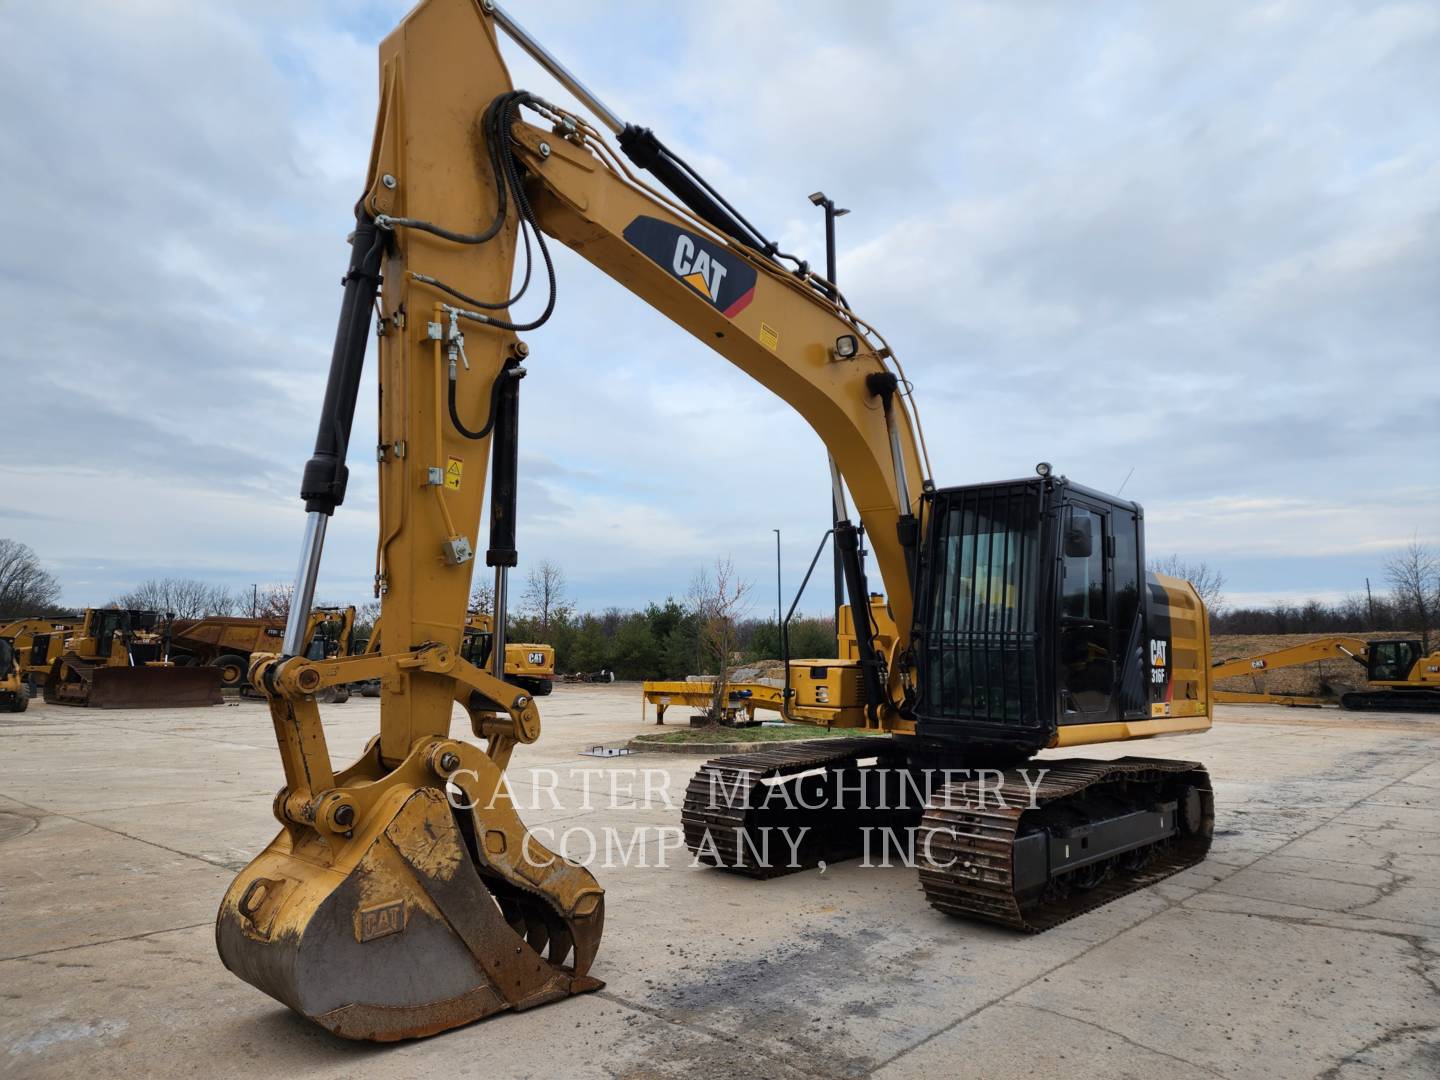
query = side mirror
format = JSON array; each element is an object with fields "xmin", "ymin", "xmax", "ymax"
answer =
[{"xmin": 1064, "ymin": 516, "xmax": 1093, "ymax": 559}]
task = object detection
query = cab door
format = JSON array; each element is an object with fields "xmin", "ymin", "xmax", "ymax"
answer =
[{"xmin": 1058, "ymin": 502, "xmax": 1115, "ymax": 720}]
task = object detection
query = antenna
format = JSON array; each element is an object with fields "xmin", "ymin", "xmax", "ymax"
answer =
[{"xmin": 1116, "ymin": 466, "xmax": 1135, "ymax": 496}]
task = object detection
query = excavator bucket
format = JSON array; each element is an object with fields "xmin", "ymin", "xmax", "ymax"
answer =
[
  {"xmin": 218, "ymin": 781, "xmax": 603, "ymax": 1040},
  {"xmin": 44, "ymin": 660, "xmax": 223, "ymax": 709}
]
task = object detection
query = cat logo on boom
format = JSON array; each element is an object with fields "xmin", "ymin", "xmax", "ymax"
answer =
[
  {"xmin": 622, "ymin": 215, "xmax": 757, "ymax": 318},
  {"xmin": 672, "ymin": 234, "xmax": 727, "ymax": 301}
]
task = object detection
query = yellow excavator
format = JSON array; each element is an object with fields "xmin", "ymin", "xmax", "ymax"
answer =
[
  {"xmin": 43, "ymin": 608, "xmax": 223, "ymax": 708},
  {"xmin": 1213, "ymin": 636, "xmax": 1440, "ymax": 710},
  {"xmin": 363, "ymin": 611, "xmax": 554, "ymax": 696},
  {"xmin": 217, "ymin": 0, "xmax": 1214, "ymax": 1040}
]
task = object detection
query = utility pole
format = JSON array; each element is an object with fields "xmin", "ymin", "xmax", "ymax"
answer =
[
  {"xmin": 251, "ymin": 583, "xmax": 258, "ymax": 619},
  {"xmin": 810, "ymin": 191, "xmax": 850, "ymax": 653},
  {"xmin": 1365, "ymin": 577, "xmax": 1375, "ymax": 628}
]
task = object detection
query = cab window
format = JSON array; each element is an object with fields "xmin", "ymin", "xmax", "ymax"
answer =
[
  {"xmin": 1370, "ymin": 641, "xmax": 1416, "ymax": 681},
  {"xmin": 1061, "ymin": 506, "xmax": 1106, "ymax": 621}
]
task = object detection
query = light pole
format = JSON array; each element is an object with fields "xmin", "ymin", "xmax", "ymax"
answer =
[
  {"xmin": 808, "ymin": 191, "xmax": 849, "ymax": 299},
  {"xmin": 773, "ymin": 528, "xmax": 782, "ymax": 644},
  {"xmin": 810, "ymin": 192, "xmax": 850, "ymax": 652}
]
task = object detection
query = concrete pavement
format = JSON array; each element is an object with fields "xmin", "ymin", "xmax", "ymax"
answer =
[{"xmin": 1, "ymin": 686, "xmax": 1436, "ymax": 1078}]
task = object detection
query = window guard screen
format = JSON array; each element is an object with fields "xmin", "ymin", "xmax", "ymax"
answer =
[{"xmin": 920, "ymin": 484, "xmax": 1043, "ymax": 728}]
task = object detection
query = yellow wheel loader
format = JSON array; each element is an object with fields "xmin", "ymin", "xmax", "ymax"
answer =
[
  {"xmin": 43, "ymin": 608, "xmax": 223, "ymax": 709},
  {"xmin": 0, "ymin": 617, "xmax": 77, "ymax": 698},
  {"xmin": 218, "ymin": 0, "xmax": 1214, "ymax": 1040}
]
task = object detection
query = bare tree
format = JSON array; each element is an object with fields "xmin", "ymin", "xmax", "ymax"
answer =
[
  {"xmin": 253, "ymin": 583, "xmax": 294, "ymax": 620},
  {"xmin": 522, "ymin": 561, "xmax": 571, "ymax": 640},
  {"xmin": 469, "ymin": 578, "xmax": 495, "ymax": 616},
  {"xmin": 688, "ymin": 558, "xmax": 753, "ymax": 721},
  {"xmin": 353, "ymin": 599, "xmax": 381, "ymax": 646},
  {"xmin": 1385, "ymin": 539, "xmax": 1439, "ymax": 653},
  {"xmin": 0, "ymin": 539, "xmax": 62, "ymax": 619},
  {"xmin": 112, "ymin": 577, "xmax": 235, "ymax": 619},
  {"xmin": 1148, "ymin": 554, "xmax": 1226, "ymax": 615}
]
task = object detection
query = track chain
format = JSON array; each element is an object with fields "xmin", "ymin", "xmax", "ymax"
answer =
[
  {"xmin": 681, "ymin": 737, "xmax": 913, "ymax": 878},
  {"xmin": 918, "ymin": 757, "xmax": 1213, "ymax": 932}
]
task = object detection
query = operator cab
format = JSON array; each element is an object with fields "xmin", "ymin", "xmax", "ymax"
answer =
[
  {"xmin": 96, "ymin": 609, "xmax": 165, "ymax": 664},
  {"xmin": 461, "ymin": 624, "xmax": 495, "ymax": 669},
  {"xmin": 912, "ymin": 472, "xmax": 1188, "ymax": 757},
  {"xmin": 1366, "ymin": 640, "xmax": 1421, "ymax": 684},
  {"xmin": 306, "ymin": 609, "xmax": 353, "ymax": 661}
]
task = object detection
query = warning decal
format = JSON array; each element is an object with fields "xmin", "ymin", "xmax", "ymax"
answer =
[{"xmin": 444, "ymin": 457, "xmax": 463, "ymax": 490}]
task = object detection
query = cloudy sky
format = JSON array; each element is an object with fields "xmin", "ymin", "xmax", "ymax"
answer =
[{"xmin": 1, "ymin": 0, "xmax": 1436, "ymax": 618}]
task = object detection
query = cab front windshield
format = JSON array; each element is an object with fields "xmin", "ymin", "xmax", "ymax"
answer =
[{"xmin": 921, "ymin": 485, "xmax": 1042, "ymax": 724}]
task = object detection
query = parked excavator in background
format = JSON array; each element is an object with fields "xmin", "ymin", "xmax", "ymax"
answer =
[
  {"xmin": 1213, "ymin": 636, "xmax": 1440, "ymax": 711},
  {"xmin": 42, "ymin": 608, "xmax": 223, "ymax": 708},
  {"xmin": 462, "ymin": 612, "xmax": 554, "ymax": 696},
  {"xmin": 217, "ymin": 0, "xmax": 1214, "ymax": 1041},
  {"xmin": 360, "ymin": 611, "xmax": 554, "ymax": 697},
  {"xmin": 169, "ymin": 606, "xmax": 357, "ymax": 690}
]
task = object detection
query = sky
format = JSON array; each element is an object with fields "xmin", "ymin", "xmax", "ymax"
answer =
[{"xmin": 0, "ymin": 0, "xmax": 1436, "ymax": 619}]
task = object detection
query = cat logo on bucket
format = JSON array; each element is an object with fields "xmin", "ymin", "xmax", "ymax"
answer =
[
  {"xmin": 622, "ymin": 215, "xmax": 757, "ymax": 318},
  {"xmin": 357, "ymin": 899, "xmax": 406, "ymax": 943}
]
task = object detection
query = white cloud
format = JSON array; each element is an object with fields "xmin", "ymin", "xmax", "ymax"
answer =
[{"xmin": 0, "ymin": 0, "xmax": 1436, "ymax": 615}]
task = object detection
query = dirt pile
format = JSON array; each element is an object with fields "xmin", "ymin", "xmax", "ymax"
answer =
[{"xmin": 729, "ymin": 660, "xmax": 786, "ymax": 682}]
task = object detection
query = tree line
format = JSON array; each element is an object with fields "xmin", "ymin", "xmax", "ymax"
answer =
[
  {"xmin": 5, "ymin": 537, "xmax": 1437, "ymax": 669},
  {"xmin": 1157, "ymin": 542, "xmax": 1439, "ymax": 651},
  {"xmin": 483, "ymin": 559, "xmax": 835, "ymax": 681}
]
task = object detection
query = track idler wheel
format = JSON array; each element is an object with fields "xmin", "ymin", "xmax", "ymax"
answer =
[{"xmin": 217, "ymin": 786, "xmax": 603, "ymax": 1041}]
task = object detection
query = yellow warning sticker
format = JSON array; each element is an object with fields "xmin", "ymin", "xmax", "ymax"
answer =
[
  {"xmin": 759, "ymin": 322, "xmax": 780, "ymax": 352},
  {"xmin": 444, "ymin": 457, "xmax": 463, "ymax": 490}
]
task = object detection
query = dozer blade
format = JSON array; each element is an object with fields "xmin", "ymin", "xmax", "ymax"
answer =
[
  {"xmin": 217, "ymin": 785, "xmax": 603, "ymax": 1041},
  {"xmin": 84, "ymin": 665, "xmax": 224, "ymax": 709}
]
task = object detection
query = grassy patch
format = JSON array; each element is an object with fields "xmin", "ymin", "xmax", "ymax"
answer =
[{"xmin": 634, "ymin": 724, "xmax": 882, "ymax": 745}]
